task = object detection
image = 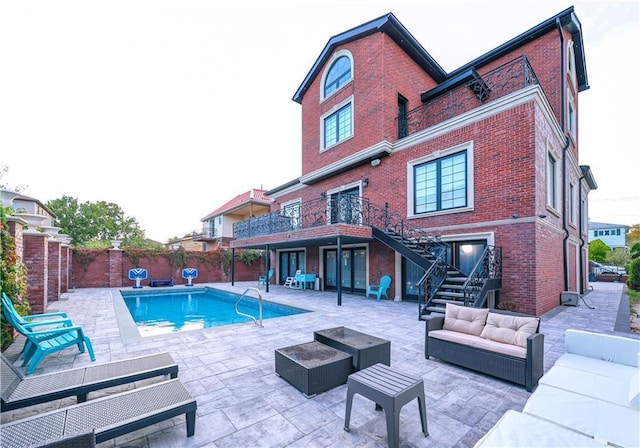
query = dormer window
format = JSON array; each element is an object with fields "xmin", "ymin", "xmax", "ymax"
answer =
[{"xmin": 322, "ymin": 52, "xmax": 353, "ymax": 100}]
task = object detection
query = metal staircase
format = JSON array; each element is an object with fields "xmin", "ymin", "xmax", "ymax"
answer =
[{"xmin": 366, "ymin": 202, "xmax": 501, "ymax": 318}]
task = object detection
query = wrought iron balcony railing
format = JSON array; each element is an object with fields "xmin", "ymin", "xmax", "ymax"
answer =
[{"xmin": 397, "ymin": 55, "xmax": 540, "ymax": 138}]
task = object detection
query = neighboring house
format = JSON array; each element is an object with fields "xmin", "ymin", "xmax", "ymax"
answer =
[
  {"xmin": 230, "ymin": 8, "xmax": 597, "ymax": 317},
  {"xmin": 1, "ymin": 189, "xmax": 69, "ymax": 242},
  {"xmin": 196, "ymin": 189, "xmax": 270, "ymax": 249},
  {"xmin": 588, "ymin": 221, "xmax": 628, "ymax": 249}
]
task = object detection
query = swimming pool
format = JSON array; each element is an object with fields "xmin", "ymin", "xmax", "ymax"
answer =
[{"xmin": 119, "ymin": 288, "xmax": 310, "ymax": 337}]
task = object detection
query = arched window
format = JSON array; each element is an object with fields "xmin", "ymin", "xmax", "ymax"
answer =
[{"xmin": 324, "ymin": 55, "xmax": 352, "ymax": 98}]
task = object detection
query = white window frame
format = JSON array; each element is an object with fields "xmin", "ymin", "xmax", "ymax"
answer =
[
  {"xmin": 569, "ymin": 182, "xmax": 576, "ymax": 226},
  {"xmin": 568, "ymin": 93, "xmax": 577, "ymax": 141},
  {"xmin": 320, "ymin": 50, "xmax": 354, "ymax": 102},
  {"xmin": 407, "ymin": 141, "xmax": 474, "ymax": 218},
  {"xmin": 567, "ymin": 40, "xmax": 577, "ymax": 89},
  {"xmin": 547, "ymin": 148, "xmax": 559, "ymax": 211},
  {"xmin": 320, "ymin": 95, "xmax": 354, "ymax": 151}
]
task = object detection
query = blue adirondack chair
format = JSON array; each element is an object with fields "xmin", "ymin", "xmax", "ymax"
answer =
[
  {"xmin": 259, "ymin": 269, "xmax": 274, "ymax": 285},
  {"xmin": 366, "ymin": 275, "xmax": 392, "ymax": 301},
  {"xmin": 2, "ymin": 295, "xmax": 95, "ymax": 374},
  {"xmin": 2, "ymin": 292, "xmax": 72, "ymax": 329}
]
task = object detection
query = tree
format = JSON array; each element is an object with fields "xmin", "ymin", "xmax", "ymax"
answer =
[
  {"xmin": 588, "ymin": 239, "xmax": 611, "ymax": 263},
  {"xmin": 47, "ymin": 196, "xmax": 145, "ymax": 247},
  {"xmin": 628, "ymin": 224, "xmax": 640, "ymax": 246}
]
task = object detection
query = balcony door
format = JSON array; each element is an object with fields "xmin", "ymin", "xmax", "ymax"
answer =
[
  {"xmin": 324, "ymin": 247, "xmax": 366, "ymax": 293},
  {"xmin": 328, "ymin": 186, "xmax": 361, "ymax": 225}
]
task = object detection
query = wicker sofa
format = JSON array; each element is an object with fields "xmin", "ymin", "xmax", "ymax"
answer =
[{"xmin": 424, "ymin": 304, "xmax": 544, "ymax": 392}]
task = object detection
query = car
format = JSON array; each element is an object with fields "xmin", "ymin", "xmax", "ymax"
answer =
[{"xmin": 601, "ymin": 265, "xmax": 627, "ymax": 276}]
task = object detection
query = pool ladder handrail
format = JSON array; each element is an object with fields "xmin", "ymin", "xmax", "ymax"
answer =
[{"xmin": 234, "ymin": 287, "xmax": 263, "ymax": 327}]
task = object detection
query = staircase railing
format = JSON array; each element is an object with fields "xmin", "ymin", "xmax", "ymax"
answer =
[
  {"xmin": 461, "ymin": 245, "xmax": 502, "ymax": 307},
  {"xmin": 365, "ymin": 202, "xmax": 451, "ymax": 314},
  {"xmin": 416, "ymin": 248, "xmax": 450, "ymax": 317}
]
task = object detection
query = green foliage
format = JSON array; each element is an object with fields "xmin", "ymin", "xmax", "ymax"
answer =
[
  {"xmin": 588, "ymin": 239, "xmax": 611, "ymax": 263},
  {"xmin": 627, "ymin": 224, "xmax": 640, "ymax": 246},
  {"xmin": 628, "ymin": 258, "xmax": 640, "ymax": 291},
  {"xmin": 46, "ymin": 195, "xmax": 146, "ymax": 247},
  {"xmin": 0, "ymin": 207, "xmax": 30, "ymax": 350},
  {"xmin": 236, "ymin": 249, "xmax": 264, "ymax": 266},
  {"xmin": 631, "ymin": 242, "xmax": 640, "ymax": 261}
]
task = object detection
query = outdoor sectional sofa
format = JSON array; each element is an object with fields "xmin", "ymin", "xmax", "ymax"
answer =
[
  {"xmin": 474, "ymin": 329, "xmax": 640, "ymax": 447},
  {"xmin": 423, "ymin": 303, "xmax": 544, "ymax": 392}
]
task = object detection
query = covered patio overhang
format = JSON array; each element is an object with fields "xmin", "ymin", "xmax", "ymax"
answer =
[{"xmin": 230, "ymin": 224, "xmax": 375, "ymax": 305}]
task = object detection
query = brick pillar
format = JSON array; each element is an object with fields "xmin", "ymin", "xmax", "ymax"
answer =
[
  {"xmin": 60, "ymin": 245, "xmax": 70, "ymax": 293},
  {"xmin": 47, "ymin": 239, "xmax": 61, "ymax": 302},
  {"xmin": 23, "ymin": 232, "xmax": 49, "ymax": 314},
  {"xmin": 108, "ymin": 248, "xmax": 124, "ymax": 287}
]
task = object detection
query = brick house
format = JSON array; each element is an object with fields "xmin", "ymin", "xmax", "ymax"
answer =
[{"xmin": 230, "ymin": 7, "xmax": 597, "ymax": 317}]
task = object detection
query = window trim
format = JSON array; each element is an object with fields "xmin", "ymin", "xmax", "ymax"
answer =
[
  {"xmin": 407, "ymin": 141, "xmax": 474, "ymax": 218},
  {"xmin": 320, "ymin": 50, "xmax": 353, "ymax": 102},
  {"xmin": 320, "ymin": 95, "xmax": 354, "ymax": 151},
  {"xmin": 567, "ymin": 40, "xmax": 577, "ymax": 89},
  {"xmin": 569, "ymin": 182, "xmax": 577, "ymax": 227},
  {"xmin": 567, "ymin": 93, "xmax": 577, "ymax": 141},
  {"xmin": 546, "ymin": 148, "xmax": 559, "ymax": 212}
]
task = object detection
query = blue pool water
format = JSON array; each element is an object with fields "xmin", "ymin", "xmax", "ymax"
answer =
[{"xmin": 121, "ymin": 288, "xmax": 309, "ymax": 337}]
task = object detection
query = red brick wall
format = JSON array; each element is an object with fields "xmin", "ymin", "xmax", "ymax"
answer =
[{"xmin": 71, "ymin": 249, "xmax": 264, "ymax": 288}]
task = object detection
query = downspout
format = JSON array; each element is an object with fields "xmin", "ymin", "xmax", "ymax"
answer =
[{"xmin": 557, "ymin": 18, "xmax": 570, "ymax": 292}]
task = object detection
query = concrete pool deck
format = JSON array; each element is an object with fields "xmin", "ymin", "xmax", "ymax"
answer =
[{"xmin": 1, "ymin": 281, "xmax": 636, "ymax": 447}]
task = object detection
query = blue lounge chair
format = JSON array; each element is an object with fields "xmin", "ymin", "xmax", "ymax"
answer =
[
  {"xmin": 367, "ymin": 275, "xmax": 392, "ymax": 301},
  {"xmin": 259, "ymin": 269, "xmax": 274, "ymax": 285},
  {"xmin": 2, "ymin": 297, "xmax": 95, "ymax": 375}
]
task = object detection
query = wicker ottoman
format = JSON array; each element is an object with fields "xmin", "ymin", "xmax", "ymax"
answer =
[{"xmin": 275, "ymin": 341, "xmax": 352, "ymax": 398}]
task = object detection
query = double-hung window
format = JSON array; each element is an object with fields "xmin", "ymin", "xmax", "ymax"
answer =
[
  {"xmin": 414, "ymin": 151, "xmax": 467, "ymax": 214},
  {"xmin": 323, "ymin": 100, "xmax": 352, "ymax": 149}
]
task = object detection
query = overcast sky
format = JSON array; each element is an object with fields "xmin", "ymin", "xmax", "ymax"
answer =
[{"xmin": 1, "ymin": 0, "xmax": 638, "ymax": 242}]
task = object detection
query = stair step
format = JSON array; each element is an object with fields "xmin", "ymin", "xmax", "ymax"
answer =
[
  {"xmin": 436, "ymin": 291, "xmax": 465, "ymax": 298},
  {"xmin": 440, "ymin": 283, "xmax": 464, "ymax": 290},
  {"xmin": 445, "ymin": 277, "xmax": 467, "ymax": 283},
  {"xmin": 431, "ymin": 298, "xmax": 466, "ymax": 305}
]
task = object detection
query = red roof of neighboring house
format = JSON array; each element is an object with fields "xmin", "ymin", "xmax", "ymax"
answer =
[{"xmin": 201, "ymin": 189, "xmax": 270, "ymax": 221}]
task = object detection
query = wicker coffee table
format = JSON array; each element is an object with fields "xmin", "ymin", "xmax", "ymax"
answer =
[
  {"xmin": 314, "ymin": 327, "xmax": 391, "ymax": 371},
  {"xmin": 275, "ymin": 341, "xmax": 352, "ymax": 398}
]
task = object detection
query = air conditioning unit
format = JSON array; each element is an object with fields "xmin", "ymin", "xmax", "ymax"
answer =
[{"xmin": 561, "ymin": 291, "xmax": 580, "ymax": 306}]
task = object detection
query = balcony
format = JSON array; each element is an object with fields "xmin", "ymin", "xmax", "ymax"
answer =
[
  {"xmin": 397, "ymin": 55, "xmax": 540, "ymax": 139},
  {"xmin": 192, "ymin": 227, "xmax": 216, "ymax": 241}
]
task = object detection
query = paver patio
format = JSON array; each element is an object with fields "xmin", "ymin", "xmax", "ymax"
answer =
[{"xmin": 1, "ymin": 281, "xmax": 635, "ymax": 447}]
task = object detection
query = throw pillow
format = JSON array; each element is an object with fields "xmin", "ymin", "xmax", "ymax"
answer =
[
  {"xmin": 480, "ymin": 312, "xmax": 539, "ymax": 347},
  {"xmin": 443, "ymin": 303, "xmax": 489, "ymax": 336}
]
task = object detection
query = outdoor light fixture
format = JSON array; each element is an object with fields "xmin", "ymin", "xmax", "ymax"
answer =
[
  {"xmin": 370, "ymin": 158, "xmax": 381, "ymax": 167},
  {"xmin": 362, "ymin": 178, "xmax": 369, "ymax": 188},
  {"xmin": 538, "ymin": 214, "xmax": 547, "ymax": 218},
  {"xmin": 512, "ymin": 213, "xmax": 520, "ymax": 219}
]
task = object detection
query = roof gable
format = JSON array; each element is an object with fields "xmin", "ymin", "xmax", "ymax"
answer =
[
  {"xmin": 292, "ymin": 7, "xmax": 588, "ymax": 105},
  {"xmin": 292, "ymin": 12, "xmax": 447, "ymax": 104},
  {"xmin": 202, "ymin": 189, "xmax": 269, "ymax": 221}
]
